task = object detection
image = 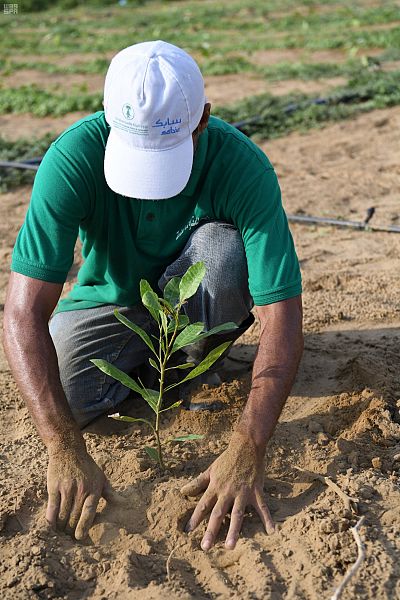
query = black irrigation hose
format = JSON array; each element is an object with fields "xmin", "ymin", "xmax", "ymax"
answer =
[
  {"xmin": 0, "ymin": 160, "xmax": 39, "ymax": 170},
  {"xmin": 22, "ymin": 157, "xmax": 42, "ymax": 165},
  {"xmin": 288, "ymin": 207, "xmax": 400, "ymax": 233},
  {"xmin": 288, "ymin": 213, "xmax": 400, "ymax": 234},
  {"xmin": 231, "ymin": 85, "xmax": 399, "ymax": 133}
]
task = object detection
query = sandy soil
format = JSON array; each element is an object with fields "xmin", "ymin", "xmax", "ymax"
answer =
[
  {"xmin": 267, "ymin": 1, "xmax": 384, "ymax": 20},
  {"xmin": 0, "ymin": 101, "xmax": 399, "ymax": 599},
  {"xmin": 1, "ymin": 70, "xmax": 269, "ymax": 104},
  {"xmin": 1, "ymin": 70, "xmax": 105, "ymax": 94},
  {"xmin": 0, "ymin": 112, "xmax": 89, "ymax": 141},
  {"xmin": 265, "ymin": 76, "xmax": 348, "ymax": 97},
  {"xmin": 206, "ymin": 74, "xmax": 348, "ymax": 104}
]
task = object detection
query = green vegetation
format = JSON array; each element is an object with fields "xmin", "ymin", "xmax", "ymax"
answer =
[
  {"xmin": 0, "ymin": 133, "xmax": 54, "ymax": 192},
  {"xmin": 0, "ymin": 84, "xmax": 102, "ymax": 116},
  {"xmin": 1, "ymin": 1, "xmax": 399, "ymax": 58},
  {"xmin": 261, "ymin": 61, "xmax": 347, "ymax": 81},
  {"xmin": 0, "ymin": 57, "xmax": 110, "ymax": 76},
  {"xmin": 2, "ymin": 53, "xmax": 394, "ymax": 78},
  {"xmin": 216, "ymin": 70, "xmax": 400, "ymax": 141},
  {"xmin": 12, "ymin": 0, "xmax": 153, "ymax": 13},
  {"xmin": 92, "ymin": 262, "xmax": 235, "ymax": 470}
]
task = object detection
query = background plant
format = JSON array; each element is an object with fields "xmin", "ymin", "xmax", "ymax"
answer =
[{"xmin": 91, "ymin": 262, "xmax": 236, "ymax": 470}]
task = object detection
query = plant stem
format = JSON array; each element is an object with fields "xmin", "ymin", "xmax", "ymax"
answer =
[
  {"xmin": 156, "ymin": 357, "xmax": 167, "ymax": 471},
  {"xmin": 155, "ymin": 321, "xmax": 166, "ymax": 471},
  {"xmin": 154, "ymin": 305, "xmax": 182, "ymax": 471},
  {"xmin": 155, "ymin": 425, "xmax": 164, "ymax": 471}
]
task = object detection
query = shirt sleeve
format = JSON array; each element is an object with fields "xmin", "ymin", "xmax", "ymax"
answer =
[
  {"xmin": 231, "ymin": 168, "xmax": 302, "ymax": 305},
  {"xmin": 11, "ymin": 143, "xmax": 91, "ymax": 283}
]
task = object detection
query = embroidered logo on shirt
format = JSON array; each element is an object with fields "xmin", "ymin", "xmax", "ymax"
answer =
[{"xmin": 176, "ymin": 216, "xmax": 200, "ymax": 240}]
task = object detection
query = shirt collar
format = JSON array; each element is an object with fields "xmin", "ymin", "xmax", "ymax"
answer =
[{"xmin": 179, "ymin": 127, "xmax": 208, "ymax": 197}]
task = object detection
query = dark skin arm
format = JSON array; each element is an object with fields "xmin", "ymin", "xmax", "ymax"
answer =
[
  {"xmin": 182, "ymin": 295, "xmax": 303, "ymax": 550},
  {"xmin": 2, "ymin": 272, "xmax": 115, "ymax": 540}
]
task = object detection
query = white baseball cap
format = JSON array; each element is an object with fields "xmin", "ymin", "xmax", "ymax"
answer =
[{"xmin": 103, "ymin": 40, "xmax": 206, "ymax": 200}]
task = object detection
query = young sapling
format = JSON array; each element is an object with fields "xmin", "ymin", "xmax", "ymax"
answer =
[{"xmin": 91, "ymin": 262, "xmax": 237, "ymax": 470}]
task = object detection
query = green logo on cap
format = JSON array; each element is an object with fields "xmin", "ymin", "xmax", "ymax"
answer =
[{"xmin": 122, "ymin": 103, "xmax": 134, "ymax": 120}]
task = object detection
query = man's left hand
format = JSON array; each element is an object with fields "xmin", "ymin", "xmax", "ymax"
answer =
[{"xmin": 181, "ymin": 431, "xmax": 274, "ymax": 551}]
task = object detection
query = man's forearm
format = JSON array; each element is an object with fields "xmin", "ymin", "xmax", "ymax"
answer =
[
  {"xmin": 237, "ymin": 297, "xmax": 303, "ymax": 454},
  {"xmin": 3, "ymin": 310, "xmax": 85, "ymax": 452}
]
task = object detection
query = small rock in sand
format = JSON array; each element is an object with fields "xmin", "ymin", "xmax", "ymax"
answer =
[
  {"xmin": 308, "ymin": 421, "xmax": 324, "ymax": 434},
  {"xmin": 371, "ymin": 457, "xmax": 382, "ymax": 470},
  {"xmin": 317, "ymin": 432, "xmax": 329, "ymax": 446}
]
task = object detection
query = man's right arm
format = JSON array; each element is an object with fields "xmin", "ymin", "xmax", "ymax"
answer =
[{"xmin": 2, "ymin": 272, "xmax": 112, "ymax": 540}]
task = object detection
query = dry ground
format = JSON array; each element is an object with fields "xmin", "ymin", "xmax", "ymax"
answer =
[{"xmin": 0, "ymin": 72, "xmax": 399, "ymax": 599}]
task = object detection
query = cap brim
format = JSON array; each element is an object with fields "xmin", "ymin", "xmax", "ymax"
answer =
[{"xmin": 104, "ymin": 130, "xmax": 194, "ymax": 200}]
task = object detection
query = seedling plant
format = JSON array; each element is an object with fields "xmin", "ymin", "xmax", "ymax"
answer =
[{"xmin": 91, "ymin": 262, "xmax": 236, "ymax": 471}]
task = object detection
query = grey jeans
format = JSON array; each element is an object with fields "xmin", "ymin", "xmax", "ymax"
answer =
[{"xmin": 49, "ymin": 222, "xmax": 253, "ymax": 427}]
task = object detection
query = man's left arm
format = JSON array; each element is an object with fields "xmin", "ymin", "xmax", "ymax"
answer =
[{"xmin": 182, "ymin": 295, "xmax": 303, "ymax": 550}]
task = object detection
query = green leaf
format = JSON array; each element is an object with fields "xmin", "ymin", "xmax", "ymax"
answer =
[
  {"xmin": 165, "ymin": 362, "xmax": 195, "ymax": 370},
  {"xmin": 148, "ymin": 357, "xmax": 160, "ymax": 372},
  {"xmin": 91, "ymin": 359, "xmax": 143, "ymax": 395},
  {"xmin": 171, "ymin": 322, "xmax": 204, "ymax": 353},
  {"xmin": 164, "ymin": 276, "xmax": 181, "ymax": 308},
  {"xmin": 160, "ymin": 311, "xmax": 168, "ymax": 337},
  {"xmin": 174, "ymin": 322, "xmax": 237, "ymax": 348},
  {"xmin": 140, "ymin": 279, "xmax": 154, "ymax": 300},
  {"xmin": 167, "ymin": 314, "xmax": 189, "ymax": 333},
  {"xmin": 109, "ymin": 415, "xmax": 154, "ymax": 431},
  {"xmin": 170, "ymin": 434, "xmax": 204, "ymax": 441},
  {"xmin": 114, "ymin": 309, "xmax": 156, "ymax": 355},
  {"xmin": 179, "ymin": 261, "xmax": 206, "ymax": 303},
  {"xmin": 142, "ymin": 289, "xmax": 162, "ymax": 322},
  {"xmin": 165, "ymin": 342, "xmax": 231, "ymax": 391},
  {"xmin": 144, "ymin": 446, "xmax": 159, "ymax": 463},
  {"xmin": 91, "ymin": 359, "xmax": 160, "ymax": 412},
  {"xmin": 182, "ymin": 342, "xmax": 231, "ymax": 382},
  {"xmin": 160, "ymin": 400, "xmax": 183, "ymax": 413},
  {"xmin": 140, "ymin": 388, "xmax": 160, "ymax": 413},
  {"xmin": 159, "ymin": 297, "xmax": 174, "ymax": 314},
  {"xmin": 198, "ymin": 322, "xmax": 238, "ymax": 338}
]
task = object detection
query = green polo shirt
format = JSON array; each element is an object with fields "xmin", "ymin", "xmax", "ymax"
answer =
[{"xmin": 11, "ymin": 112, "xmax": 301, "ymax": 313}]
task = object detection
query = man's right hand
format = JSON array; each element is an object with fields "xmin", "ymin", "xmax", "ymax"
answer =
[
  {"xmin": 46, "ymin": 446, "xmax": 113, "ymax": 541},
  {"xmin": 3, "ymin": 273, "xmax": 121, "ymax": 540}
]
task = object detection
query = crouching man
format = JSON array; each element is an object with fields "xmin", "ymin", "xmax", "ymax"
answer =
[{"xmin": 3, "ymin": 40, "xmax": 303, "ymax": 550}]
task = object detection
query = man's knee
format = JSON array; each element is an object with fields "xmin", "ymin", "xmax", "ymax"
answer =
[
  {"xmin": 193, "ymin": 223, "xmax": 251, "ymax": 314},
  {"xmin": 183, "ymin": 222, "xmax": 249, "ymax": 295},
  {"xmin": 190, "ymin": 221, "xmax": 245, "ymax": 263},
  {"xmin": 160, "ymin": 221, "xmax": 253, "ymax": 329}
]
